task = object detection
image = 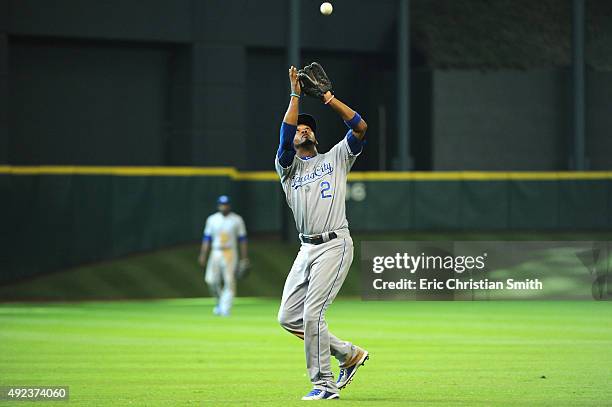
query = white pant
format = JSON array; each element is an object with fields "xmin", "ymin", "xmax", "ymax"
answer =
[
  {"xmin": 205, "ymin": 249, "xmax": 237, "ymax": 314},
  {"xmin": 277, "ymin": 229, "xmax": 358, "ymax": 392}
]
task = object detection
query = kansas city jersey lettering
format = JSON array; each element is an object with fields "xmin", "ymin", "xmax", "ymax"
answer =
[{"xmin": 291, "ymin": 162, "xmax": 333, "ymax": 189}]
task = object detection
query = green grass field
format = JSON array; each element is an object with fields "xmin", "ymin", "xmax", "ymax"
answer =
[{"xmin": 1, "ymin": 298, "xmax": 611, "ymax": 406}]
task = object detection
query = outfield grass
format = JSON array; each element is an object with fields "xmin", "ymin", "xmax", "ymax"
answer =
[{"xmin": 1, "ymin": 298, "xmax": 610, "ymax": 406}]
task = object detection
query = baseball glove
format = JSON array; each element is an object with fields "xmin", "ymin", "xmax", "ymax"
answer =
[
  {"xmin": 235, "ymin": 258, "xmax": 251, "ymax": 280},
  {"xmin": 298, "ymin": 62, "xmax": 333, "ymax": 99}
]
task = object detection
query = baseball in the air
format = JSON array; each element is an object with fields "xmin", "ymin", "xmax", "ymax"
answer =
[{"xmin": 320, "ymin": 2, "xmax": 333, "ymax": 16}]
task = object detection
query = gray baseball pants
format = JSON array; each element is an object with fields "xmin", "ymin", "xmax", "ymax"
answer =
[
  {"xmin": 277, "ymin": 228, "xmax": 358, "ymax": 392},
  {"xmin": 205, "ymin": 249, "xmax": 237, "ymax": 314}
]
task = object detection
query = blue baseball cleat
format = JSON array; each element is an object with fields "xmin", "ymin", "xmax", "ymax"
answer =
[
  {"xmin": 337, "ymin": 349, "xmax": 369, "ymax": 390},
  {"xmin": 301, "ymin": 389, "xmax": 339, "ymax": 400}
]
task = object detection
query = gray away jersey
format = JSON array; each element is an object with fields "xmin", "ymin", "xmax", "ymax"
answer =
[{"xmin": 275, "ymin": 137, "xmax": 361, "ymax": 236}]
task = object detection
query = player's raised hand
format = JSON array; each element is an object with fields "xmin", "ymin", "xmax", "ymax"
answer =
[{"xmin": 289, "ymin": 66, "xmax": 301, "ymax": 95}]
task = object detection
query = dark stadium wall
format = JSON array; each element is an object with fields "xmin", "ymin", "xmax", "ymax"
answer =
[
  {"xmin": 9, "ymin": 38, "xmax": 172, "ymax": 165},
  {"xmin": 0, "ymin": 1, "xmax": 7, "ymax": 165},
  {"xmin": 587, "ymin": 71, "xmax": 612, "ymax": 170},
  {"xmin": 4, "ymin": 0, "xmax": 611, "ymax": 170},
  {"xmin": 6, "ymin": 0, "xmax": 195, "ymax": 42},
  {"xmin": 432, "ymin": 69, "xmax": 569, "ymax": 170},
  {"xmin": 431, "ymin": 69, "xmax": 612, "ymax": 170},
  {"xmin": 3, "ymin": 0, "xmax": 400, "ymax": 170},
  {"xmin": 0, "ymin": 3, "xmax": 7, "ymax": 278}
]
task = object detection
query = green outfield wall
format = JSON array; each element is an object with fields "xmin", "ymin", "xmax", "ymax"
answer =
[{"xmin": 2, "ymin": 166, "xmax": 612, "ymax": 283}]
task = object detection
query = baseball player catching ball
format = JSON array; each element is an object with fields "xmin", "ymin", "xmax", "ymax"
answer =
[
  {"xmin": 198, "ymin": 195, "xmax": 249, "ymax": 317},
  {"xmin": 276, "ymin": 62, "xmax": 369, "ymax": 400}
]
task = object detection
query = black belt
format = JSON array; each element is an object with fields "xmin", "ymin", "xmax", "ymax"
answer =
[{"xmin": 300, "ymin": 232, "xmax": 337, "ymax": 245}]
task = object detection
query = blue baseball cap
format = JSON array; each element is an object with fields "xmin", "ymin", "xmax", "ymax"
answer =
[{"xmin": 217, "ymin": 195, "xmax": 231, "ymax": 205}]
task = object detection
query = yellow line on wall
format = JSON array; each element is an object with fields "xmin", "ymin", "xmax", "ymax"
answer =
[
  {"xmin": 1, "ymin": 166, "xmax": 612, "ymax": 181},
  {"xmin": 0, "ymin": 166, "xmax": 238, "ymax": 177},
  {"xmin": 347, "ymin": 171, "xmax": 612, "ymax": 181}
]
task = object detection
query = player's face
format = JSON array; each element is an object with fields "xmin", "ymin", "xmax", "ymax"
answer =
[
  {"xmin": 294, "ymin": 124, "xmax": 317, "ymax": 148},
  {"xmin": 218, "ymin": 204, "xmax": 230, "ymax": 215}
]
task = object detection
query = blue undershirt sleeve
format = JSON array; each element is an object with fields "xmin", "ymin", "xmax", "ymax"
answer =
[
  {"xmin": 277, "ymin": 122, "xmax": 297, "ymax": 167},
  {"xmin": 344, "ymin": 112, "xmax": 362, "ymax": 130},
  {"xmin": 346, "ymin": 130, "xmax": 364, "ymax": 155}
]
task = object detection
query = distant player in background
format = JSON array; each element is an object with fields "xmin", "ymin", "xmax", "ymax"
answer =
[
  {"xmin": 198, "ymin": 195, "xmax": 249, "ymax": 316},
  {"xmin": 276, "ymin": 63, "xmax": 370, "ymax": 400}
]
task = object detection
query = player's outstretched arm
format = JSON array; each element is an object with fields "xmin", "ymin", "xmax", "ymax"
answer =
[
  {"xmin": 323, "ymin": 91, "xmax": 368, "ymax": 140},
  {"xmin": 283, "ymin": 66, "xmax": 301, "ymax": 125},
  {"xmin": 277, "ymin": 66, "xmax": 301, "ymax": 168}
]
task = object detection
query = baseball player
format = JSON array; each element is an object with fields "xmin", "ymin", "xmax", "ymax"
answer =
[
  {"xmin": 276, "ymin": 63, "xmax": 369, "ymax": 400},
  {"xmin": 198, "ymin": 195, "xmax": 249, "ymax": 316}
]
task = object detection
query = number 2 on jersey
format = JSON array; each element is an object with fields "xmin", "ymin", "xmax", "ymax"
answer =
[{"xmin": 320, "ymin": 181, "xmax": 332, "ymax": 199}]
